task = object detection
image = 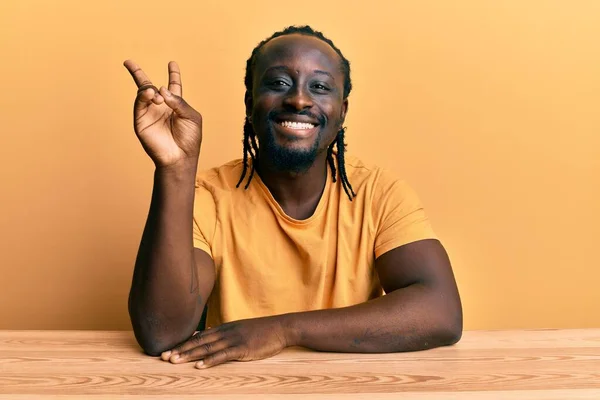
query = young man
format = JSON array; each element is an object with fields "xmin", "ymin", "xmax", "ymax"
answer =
[{"xmin": 125, "ymin": 26, "xmax": 462, "ymax": 369}]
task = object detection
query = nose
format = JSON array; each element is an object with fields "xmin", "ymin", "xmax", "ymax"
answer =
[{"xmin": 282, "ymin": 86, "xmax": 313, "ymax": 111}]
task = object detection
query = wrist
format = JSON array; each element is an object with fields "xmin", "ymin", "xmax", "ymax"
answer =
[
  {"xmin": 279, "ymin": 313, "xmax": 302, "ymax": 347},
  {"xmin": 156, "ymin": 158, "xmax": 198, "ymax": 181}
]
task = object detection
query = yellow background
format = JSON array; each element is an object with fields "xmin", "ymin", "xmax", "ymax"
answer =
[{"xmin": 1, "ymin": 0, "xmax": 598, "ymax": 330}]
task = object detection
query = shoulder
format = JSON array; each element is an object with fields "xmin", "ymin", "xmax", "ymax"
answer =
[
  {"xmin": 344, "ymin": 156, "xmax": 436, "ymax": 254},
  {"xmin": 343, "ymin": 154, "xmax": 410, "ymax": 198},
  {"xmin": 195, "ymin": 159, "xmax": 245, "ymax": 191}
]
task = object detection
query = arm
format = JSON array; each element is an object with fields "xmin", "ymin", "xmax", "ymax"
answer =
[
  {"xmin": 123, "ymin": 60, "xmax": 215, "ymax": 356},
  {"xmin": 128, "ymin": 162, "xmax": 215, "ymax": 356},
  {"xmin": 283, "ymin": 239, "xmax": 462, "ymax": 352},
  {"xmin": 165, "ymin": 238, "xmax": 461, "ymax": 368}
]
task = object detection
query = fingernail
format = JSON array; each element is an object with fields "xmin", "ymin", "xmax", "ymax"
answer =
[
  {"xmin": 161, "ymin": 351, "xmax": 171, "ymax": 360},
  {"xmin": 195, "ymin": 360, "xmax": 204, "ymax": 368},
  {"xmin": 170, "ymin": 354, "xmax": 180, "ymax": 362}
]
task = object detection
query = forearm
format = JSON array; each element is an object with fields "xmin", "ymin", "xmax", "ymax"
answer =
[
  {"xmin": 129, "ymin": 161, "xmax": 202, "ymax": 354},
  {"xmin": 282, "ymin": 283, "xmax": 462, "ymax": 353}
]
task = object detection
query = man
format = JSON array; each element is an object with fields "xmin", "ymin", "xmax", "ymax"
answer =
[{"xmin": 125, "ymin": 26, "xmax": 462, "ymax": 369}]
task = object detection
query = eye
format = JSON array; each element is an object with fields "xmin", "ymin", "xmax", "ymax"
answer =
[
  {"xmin": 312, "ymin": 83, "xmax": 330, "ymax": 91},
  {"xmin": 270, "ymin": 80, "xmax": 289, "ymax": 87}
]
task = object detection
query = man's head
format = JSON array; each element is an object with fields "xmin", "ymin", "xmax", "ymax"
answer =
[{"xmin": 237, "ymin": 26, "xmax": 356, "ymax": 200}]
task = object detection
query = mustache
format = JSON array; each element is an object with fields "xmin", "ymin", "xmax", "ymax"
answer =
[{"xmin": 267, "ymin": 110, "xmax": 327, "ymax": 126}]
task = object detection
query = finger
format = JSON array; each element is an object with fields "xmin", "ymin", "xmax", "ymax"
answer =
[
  {"xmin": 159, "ymin": 86, "xmax": 198, "ymax": 119},
  {"xmin": 137, "ymin": 87, "xmax": 155, "ymax": 103},
  {"xmin": 134, "ymin": 87, "xmax": 156, "ymax": 113},
  {"xmin": 123, "ymin": 59, "xmax": 154, "ymax": 89},
  {"xmin": 161, "ymin": 329, "xmax": 221, "ymax": 360},
  {"xmin": 138, "ymin": 84, "xmax": 159, "ymax": 95},
  {"xmin": 196, "ymin": 347, "xmax": 240, "ymax": 369},
  {"xmin": 151, "ymin": 93, "xmax": 165, "ymax": 105},
  {"xmin": 171, "ymin": 338, "xmax": 231, "ymax": 364},
  {"xmin": 168, "ymin": 61, "xmax": 182, "ymax": 97}
]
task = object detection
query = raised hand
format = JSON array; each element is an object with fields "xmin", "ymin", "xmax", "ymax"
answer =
[{"xmin": 123, "ymin": 60, "xmax": 203, "ymax": 168}]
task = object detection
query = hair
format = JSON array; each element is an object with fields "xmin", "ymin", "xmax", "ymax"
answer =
[{"xmin": 236, "ymin": 25, "xmax": 356, "ymax": 201}]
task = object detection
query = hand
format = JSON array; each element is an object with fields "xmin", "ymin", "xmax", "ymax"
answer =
[
  {"xmin": 123, "ymin": 60, "xmax": 203, "ymax": 168},
  {"xmin": 160, "ymin": 316, "xmax": 290, "ymax": 369}
]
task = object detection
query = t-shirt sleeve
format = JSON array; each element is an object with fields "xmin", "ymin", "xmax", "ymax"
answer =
[
  {"xmin": 373, "ymin": 175, "xmax": 437, "ymax": 259},
  {"xmin": 193, "ymin": 180, "xmax": 217, "ymax": 257}
]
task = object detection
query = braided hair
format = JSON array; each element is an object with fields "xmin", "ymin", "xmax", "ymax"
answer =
[{"xmin": 237, "ymin": 25, "xmax": 356, "ymax": 201}]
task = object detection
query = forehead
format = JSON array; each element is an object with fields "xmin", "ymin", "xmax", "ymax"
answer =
[{"xmin": 254, "ymin": 34, "xmax": 343, "ymax": 78}]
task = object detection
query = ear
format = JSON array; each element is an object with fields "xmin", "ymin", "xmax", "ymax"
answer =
[
  {"xmin": 339, "ymin": 98, "xmax": 349, "ymax": 127},
  {"xmin": 245, "ymin": 91, "xmax": 252, "ymax": 119}
]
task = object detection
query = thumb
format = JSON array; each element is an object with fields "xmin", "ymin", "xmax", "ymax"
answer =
[{"xmin": 159, "ymin": 86, "xmax": 196, "ymax": 119}]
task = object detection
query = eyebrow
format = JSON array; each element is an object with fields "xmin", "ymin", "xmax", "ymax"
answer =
[{"xmin": 265, "ymin": 66, "xmax": 335, "ymax": 80}]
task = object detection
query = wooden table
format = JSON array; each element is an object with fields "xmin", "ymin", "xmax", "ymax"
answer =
[{"xmin": 0, "ymin": 330, "xmax": 599, "ymax": 399}]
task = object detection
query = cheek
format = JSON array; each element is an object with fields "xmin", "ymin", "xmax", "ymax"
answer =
[
  {"xmin": 326, "ymin": 109, "xmax": 343, "ymax": 128},
  {"xmin": 321, "ymin": 121, "xmax": 342, "ymax": 146},
  {"xmin": 322, "ymin": 101, "xmax": 344, "ymax": 123},
  {"xmin": 251, "ymin": 96, "xmax": 275, "ymax": 121}
]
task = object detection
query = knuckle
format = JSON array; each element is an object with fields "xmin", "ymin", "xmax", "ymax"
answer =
[
  {"xmin": 202, "ymin": 342, "xmax": 213, "ymax": 353},
  {"xmin": 174, "ymin": 96, "xmax": 185, "ymax": 108},
  {"xmin": 137, "ymin": 84, "xmax": 157, "ymax": 95},
  {"xmin": 208, "ymin": 351, "xmax": 226, "ymax": 365},
  {"xmin": 222, "ymin": 347, "xmax": 236, "ymax": 360},
  {"xmin": 191, "ymin": 334, "xmax": 203, "ymax": 344}
]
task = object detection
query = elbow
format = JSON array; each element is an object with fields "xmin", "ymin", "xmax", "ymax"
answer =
[
  {"xmin": 436, "ymin": 306, "xmax": 463, "ymax": 347},
  {"xmin": 440, "ymin": 320, "xmax": 462, "ymax": 346},
  {"xmin": 416, "ymin": 296, "xmax": 462, "ymax": 350},
  {"xmin": 131, "ymin": 322, "xmax": 185, "ymax": 357},
  {"xmin": 420, "ymin": 318, "xmax": 461, "ymax": 351},
  {"xmin": 128, "ymin": 304, "xmax": 188, "ymax": 357},
  {"xmin": 130, "ymin": 318, "xmax": 174, "ymax": 357},
  {"xmin": 139, "ymin": 339, "xmax": 171, "ymax": 357}
]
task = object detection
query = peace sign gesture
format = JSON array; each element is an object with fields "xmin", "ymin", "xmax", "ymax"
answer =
[{"xmin": 124, "ymin": 60, "xmax": 203, "ymax": 168}]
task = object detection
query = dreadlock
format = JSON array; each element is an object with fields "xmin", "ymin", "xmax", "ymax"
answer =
[{"xmin": 236, "ymin": 25, "xmax": 356, "ymax": 200}]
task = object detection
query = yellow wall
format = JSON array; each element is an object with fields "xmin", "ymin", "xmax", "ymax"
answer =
[{"xmin": 1, "ymin": 0, "xmax": 598, "ymax": 330}]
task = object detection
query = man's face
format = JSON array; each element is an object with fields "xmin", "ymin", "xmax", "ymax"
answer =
[{"xmin": 247, "ymin": 34, "xmax": 348, "ymax": 173}]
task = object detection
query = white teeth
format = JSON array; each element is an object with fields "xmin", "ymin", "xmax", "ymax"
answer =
[{"xmin": 279, "ymin": 121, "xmax": 316, "ymax": 130}]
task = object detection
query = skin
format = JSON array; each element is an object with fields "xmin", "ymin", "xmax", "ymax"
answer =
[
  {"xmin": 247, "ymin": 35, "xmax": 349, "ymax": 219},
  {"xmin": 124, "ymin": 60, "xmax": 213, "ymax": 355},
  {"xmin": 125, "ymin": 34, "xmax": 462, "ymax": 369}
]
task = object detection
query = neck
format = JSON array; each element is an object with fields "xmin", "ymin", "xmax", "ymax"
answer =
[{"xmin": 256, "ymin": 153, "xmax": 329, "ymax": 220}]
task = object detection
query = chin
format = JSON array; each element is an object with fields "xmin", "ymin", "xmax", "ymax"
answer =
[
  {"xmin": 268, "ymin": 145, "xmax": 319, "ymax": 173},
  {"xmin": 276, "ymin": 139, "xmax": 317, "ymax": 153},
  {"xmin": 258, "ymin": 123, "xmax": 323, "ymax": 172},
  {"xmin": 261, "ymin": 141, "xmax": 318, "ymax": 174}
]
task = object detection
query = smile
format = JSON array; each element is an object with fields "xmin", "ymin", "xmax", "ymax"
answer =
[
  {"xmin": 273, "ymin": 120, "xmax": 320, "ymax": 139},
  {"xmin": 278, "ymin": 121, "xmax": 316, "ymax": 130}
]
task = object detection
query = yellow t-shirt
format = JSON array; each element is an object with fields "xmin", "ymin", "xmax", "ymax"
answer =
[{"xmin": 193, "ymin": 155, "xmax": 436, "ymax": 328}]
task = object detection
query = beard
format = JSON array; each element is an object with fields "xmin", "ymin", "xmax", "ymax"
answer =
[{"xmin": 258, "ymin": 119, "xmax": 324, "ymax": 174}]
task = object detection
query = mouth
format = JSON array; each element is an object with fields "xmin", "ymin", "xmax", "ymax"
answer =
[
  {"xmin": 271, "ymin": 116, "xmax": 321, "ymax": 139},
  {"xmin": 273, "ymin": 120, "xmax": 319, "ymax": 139}
]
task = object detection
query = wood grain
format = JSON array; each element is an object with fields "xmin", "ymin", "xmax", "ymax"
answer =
[{"xmin": 0, "ymin": 330, "xmax": 599, "ymax": 399}]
